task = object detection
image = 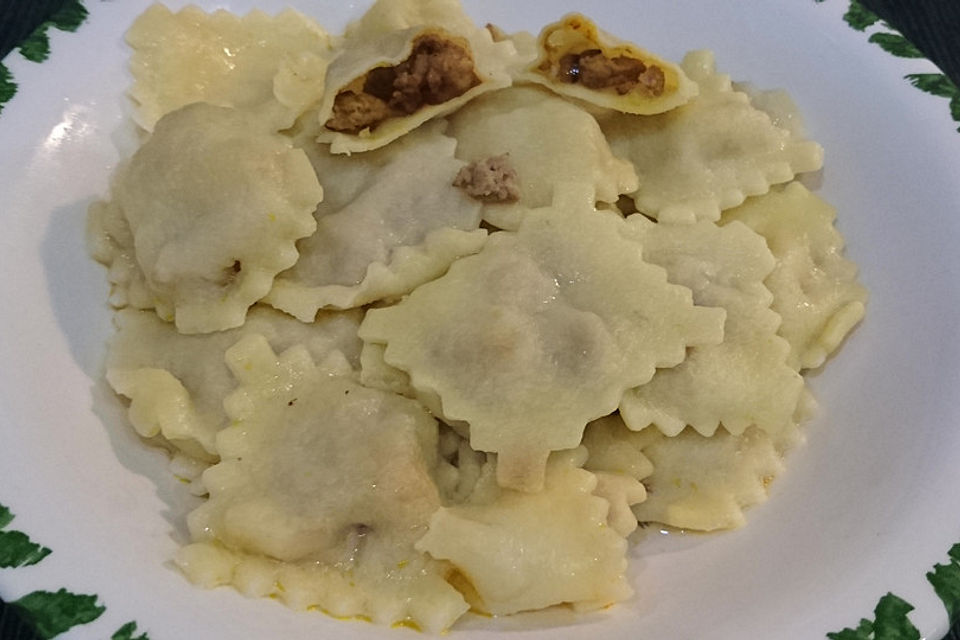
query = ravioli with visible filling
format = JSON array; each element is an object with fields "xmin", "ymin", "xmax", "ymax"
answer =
[
  {"xmin": 519, "ymin": 13, "xmax": 698, "ymax": 115},
  {"xmin": 181, "ymin": 335, "xmax": 467, "ymax": 630},
  {"xmin": 359, "ymin": 190, "xmax": 725, "ymax": 492},
  {"xmin": 265, "ymin": 120, "xmax": 485, "ymax": 318},
  {"xmin": 114, "ymin": 103, "xmax": 321, "ymax": 333},
  {"xmin": 721, "ymin": 182, "xmax": 868, "ymax": 370},
  {"xmin": 601, "ymin": 50, "xmax": 824, "ymax": 223},
  {"xmin": 619, "ymin": 217, "xmax": 804, "ymax": 438},
  {"xmin": 447, "ymin": 86, "xmax": 638, "ymax": 230},
  {"xmin": 315, "ymin": 0, "xmax": 521, "ymax": 153}
]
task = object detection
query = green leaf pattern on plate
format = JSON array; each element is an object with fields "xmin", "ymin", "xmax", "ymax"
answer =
[
  {"xmin": 843, "ymin": 1, "xmax": 881, "ymax": 31},
  {"xmin": 0, "ymin": 0, "xmax": 89, "ymax": 114},
  {"xmin": 868, "ymin": 33, "xmax": 924, "ymax": 59},
  {"xmin": 0, "ymin": 531, "xmax": 52, "ymax": 569},
  {"xmin": 0, "ymin": 504, "xmax": 51, "ymax": 569},
  {"xmin": 0, "ymin": 502, "xmax": 151, "ymax": 639},
  {"xmin": 112, "ymin": 620, "xmax": 151, "ymax": 640},
  {"xmin": 18, "ymin": 0, "xmax": 90, "ymax": 63},
  {"xmin": 827, "ymin": 594, "xmax": 922, "ymax": 640},
  {"xmin": 0, "ymin": 64, "xmax": 16, "ymax": 107},
  {"xmin": 819, "ymin": 0, "xmax": 960, "ymax": 132},
  {"xmin": 11, "ymin": 589, "xmax": 106, "ymax": 640},
  {"xmin": 814, "ymin": 4, "xmax": 960, "ymax": 634},
  {"xmin": 928, "ymin": 544, "xmax": 960, "ymax": 628}
]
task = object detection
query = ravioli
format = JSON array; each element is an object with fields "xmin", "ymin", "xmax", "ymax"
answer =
[
  {"xmin": 447, "ymin": 86, "xmax": 638, "ymax": 230},
  {"xmin": 265, "ymin": 120, "xmax": 485, "ymax": 318},
  {"xmin": 126, "ymin": 4, "xmax": 332, "ymax": 131},
  {"xmin": 115, "ymin": 103, "xmax": 321, "ymax": 333},
  {"xmin": 721, "ymin": 182, "xmax": 868, "ymax": 370},
  {"xmin": 315, "ymin": 0, "xmax": 520, "ymax": 153},
  {"xmin": 182, "ymin": 335, "xmax": 467, "ymax": 630},
  {"xmin": 105, "ymin": 306, "xmax": 361, "ymax": 458},
  {"xmin": 416, "ymin": 449, "xmax": 632, "ymax": 615},
  {"xmin": 519, "ymin": 13, "xmax": 697, "ymax": 115},
  {"xmin": 601, "ymin": 51, "xmax": 824, "ymax": 223},
  {"xmin": 619, "ymin": 217, "xmax": 804, "ymax": 438},
  {"xmin": 631, "ymin": 427, "xmax": 785, "ymax": 531},
  {"xmin": 87, "ymin": 198, "xmax": 153, "ymax": 311},
  {"xmin": 360, "ymin": 190, "xmax": 725, "ymax": 492},
  {"xmin": 90, "ymin": 2, "xmax": 868, "ymax": 631}
]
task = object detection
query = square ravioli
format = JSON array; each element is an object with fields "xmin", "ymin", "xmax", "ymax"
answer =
[
  {"xmin": 601, "ymin": 51, "xmax": 824, "ymax": 223},
  {"xmin": 359, "ymin": 190, "xmax": 725, "ymax": 492},
  {"xmin": 265, "ymin": 120, "xmax": 486, "ymax": 318},
  {"xmin": 127, "ymin": 4, "xmax": 332, "ymax": 131}
]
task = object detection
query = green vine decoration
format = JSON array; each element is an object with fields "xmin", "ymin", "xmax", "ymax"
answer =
[
  {"xmin": 824, "ymin": 545, "xmax": 960, "ymax": 638},
  {"xmin": 817, "ymin": 0, "xmax": 960, "ymax": 132},
  {"xmin": 0, "ymin": 0, "xmax": 89, "ymax": 115},
  {"xmin": 0, "ymin": 502, "xmax": 151, "ymax": 639}
]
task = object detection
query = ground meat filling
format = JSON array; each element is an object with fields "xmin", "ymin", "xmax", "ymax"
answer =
[
  {"xmin": 555, "ymin": 49, "xmax": 665, "ymax": 96},
  {"xmin": 453, "ymin": 154, "xmax": 520, "ymax": 203},
  {"xmin": 325, "ymin": 35, "xmax": 481, "ymax": 134}
]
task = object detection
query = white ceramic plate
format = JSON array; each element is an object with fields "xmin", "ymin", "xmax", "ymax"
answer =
[{"xmin": 2, "ymin": 1, "xmax": 960, "ymax": 638}]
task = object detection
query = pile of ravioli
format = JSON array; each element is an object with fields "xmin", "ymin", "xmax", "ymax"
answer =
[{"xmin": 87, "ymin": 0, "xmax": 868, "ymax": 632}]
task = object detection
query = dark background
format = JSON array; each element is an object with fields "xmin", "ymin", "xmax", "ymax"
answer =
[{"xmin": 0, "ymin": 0, "xmax": 959, "ymax": 639}]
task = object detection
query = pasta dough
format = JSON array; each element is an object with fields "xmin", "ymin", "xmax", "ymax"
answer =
[
  {"xmin": 265, "ymin": 120, "xmax": 486, "ymax": 318},
  {"xmin": 721, "ymin": 182, "xmax": 868, "ymax": 370},
  {"xmin": 182, "ymin": 335, "xmax": 468, "ymax": 630},
  {"xmin": 359, "ymin": 190, "xmax": 725, "ymax": 492},
  {"xmin": 114, "ymin": 103, "xmax": 322, "ymax": 333},
  {"xmin": 447, "ymin": 86, "xmax": 638, "ymax": 230},
  {"xmin": 416, "ymin": 449, "xmax": 633, "ymax": 615},
  {"xmin": 619, "ymin": 217, "xmax": 804, "ymax": 438},
  {"xmin": 106, "ymin": 306, "xmax": 361, "ymax": 458},
  {"xmin": 127, "ymin": 4, "xmax": 332, "ymax": 131},
  {"xmin": 601, "ymin": 50, "xmax": 824, "ymax": 223},
  {"xmin": 631, "ymin": 426, "xmax": 785, "ymax": 531}
]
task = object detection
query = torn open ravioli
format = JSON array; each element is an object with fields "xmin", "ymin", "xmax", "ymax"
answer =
[
  {"xmin": 416, "ymin": 449, "xmax": 632, "ymax": 615},
  {"xmin": 265, "ymin": 120, "xmax": 485, "ymax": 318},
  {"xmin": 518, "ymin": 13, "xmax": 697, "ymax": 115},
  {"xmin": 315, "ymin": 0, "xmax": 518, "ymax": 153},
  {"xmin": 114, "ymin": 103, "xmax": 321, "ymax": 333},
  {"xmin": 721, "ymin": 182, "xmax": 868, "ymax": 370},
  {"xmin": 182, "ymin": 335, "xmax": 467, "ymax": 630},
  {"xmin": 126, "ymin": 5, "xmax": 333, "ymax": 131},
  {"xmin": 105, "ymin": 306, "xmax": 361, "ymax": 458},
  {"xmin": 601, "ymin": 51, "xmax": 824, "ymax": 223},
  {"xmin": 631, "ymin": 425, "xmax": 785, "ymax": 531},
  {"xmin": 619, "ymin": 217, "xmax": 804, "ymax": 438},
  {"xmin": 359, "ymin": 192, "xmax": 725, "ymax": 492},
  {"xmin": 447, "ymin": 86, "xmax": 638, "ymax": 230}
]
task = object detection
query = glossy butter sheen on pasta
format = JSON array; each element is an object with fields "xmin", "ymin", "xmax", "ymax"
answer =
[{"xmin": 85, "ymin": 0, "xmax": 867, "ymax": 632}]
